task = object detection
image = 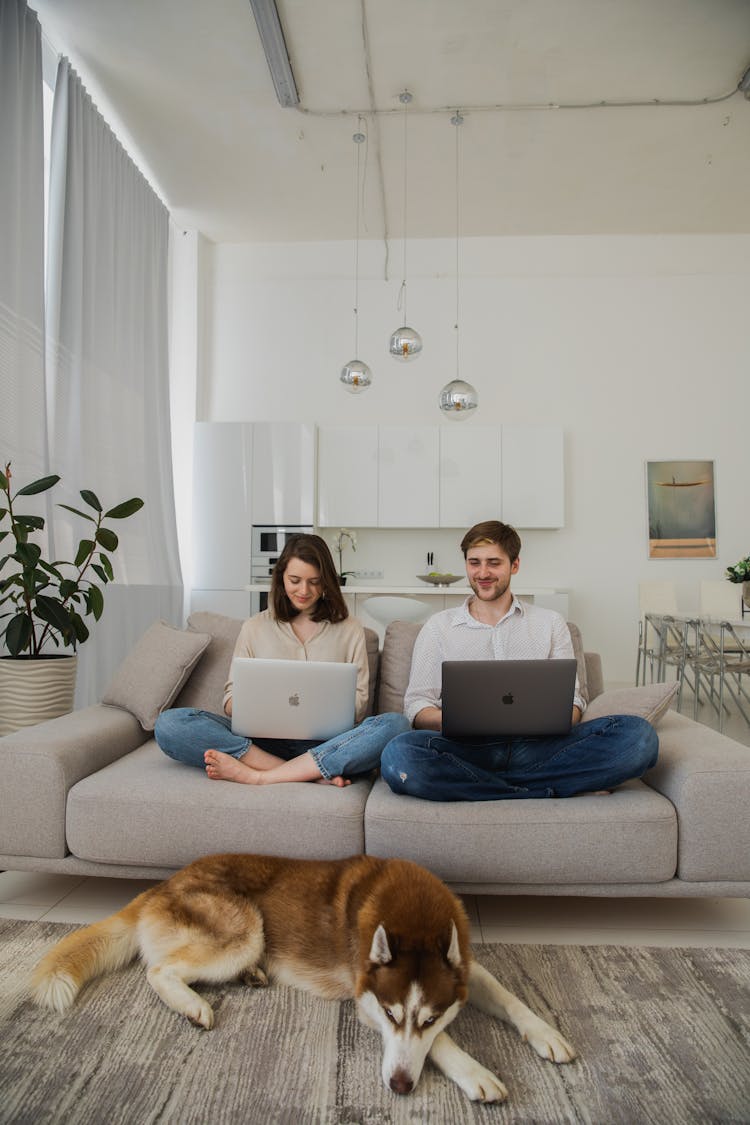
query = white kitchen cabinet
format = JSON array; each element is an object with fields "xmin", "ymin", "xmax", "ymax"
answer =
[
  {"xmin": 251, "ymin": 422, "xmax": 315, "ymax": 526},
  {"xmin": 439, "ymin": 426, "xmax": 501, "ymax": 527},
  {"xmin": 501, "ymin": 425, "xmax": 564, "ymax": 528},
  {"xmin": 192, "ymin": 422, "xmax": 253, "ymax": 589},
  {"xmin": 378, "ymin": 425, "xmax": 439, "ymax": 528},
  {"xmin": 317, "ymin": 425, "xmax": 379, "ymax": 527}
]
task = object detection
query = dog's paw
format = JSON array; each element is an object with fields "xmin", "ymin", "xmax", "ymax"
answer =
[
  {"xmin": 455, "ymin": 1061, "xmax": 508, "ymax": 1103},
  {"xmin": 185, "ymin": 1000, "xmax": 214, "ymax": 1030},
  {"xmin": 523, "ymin": 1019, "xmax": 576, "ymax": 1063}
]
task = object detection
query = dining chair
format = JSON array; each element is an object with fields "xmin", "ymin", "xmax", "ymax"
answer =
[{"xmin": 636, "ymin": 582, "xmax": 679, "ymax": 685}]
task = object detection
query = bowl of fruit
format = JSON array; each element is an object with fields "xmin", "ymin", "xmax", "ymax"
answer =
[{"xmin": 417, "ymin": 572, "xmax": 463, "ymax": 587}]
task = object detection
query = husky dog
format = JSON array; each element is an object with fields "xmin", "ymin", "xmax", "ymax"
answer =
[{"xmin": 32, "ymin": 853, "xmax": 575, "ymax": 1102}]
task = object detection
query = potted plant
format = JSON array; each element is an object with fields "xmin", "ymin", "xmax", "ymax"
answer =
[
  {"xmin": 0, "ymin": 462, "xmax": 144, "ymax": 734},
  {"xmin": 330, "ymin": 528, "xmax": 357, "ymax": 585},
  {"xmin": 725, "ymin": 553, "xmax": 750, "ymax": 615}
]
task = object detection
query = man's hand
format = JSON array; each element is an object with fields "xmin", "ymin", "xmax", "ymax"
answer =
[{"xmin": 414, "ymin": 706, "xmax": 442, "ymax": 731}]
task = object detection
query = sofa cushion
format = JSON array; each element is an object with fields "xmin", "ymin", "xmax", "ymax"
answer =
[
  {"xmin": 66, "ymin": 741, "xmax": 372, "ymax": 867},
  {"xmin": 176, "ymin": 613, "xmax": 380, "ymax": 717},
  {"xmin": 101, "ymin": 620, "xmax": 211, "ymax": 730},
  {"xmin": 584, "ymin": 682, "xmax": 678, "ymax": 727},
  {"xmin": 364, "ymin": 777, "xmax": 677, "ymax": 886},
  {"xmin": 174, "ymin": 612, "xmax": 244, "ymax": 713}
]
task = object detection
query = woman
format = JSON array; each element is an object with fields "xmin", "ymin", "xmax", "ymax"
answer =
[{"xmin": 154, "ymin": 534, "xmax": 409, "ymax": 785}]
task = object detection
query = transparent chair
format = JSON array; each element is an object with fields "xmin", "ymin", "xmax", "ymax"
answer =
[
  {"xmin": 359, "ymin": 596, "xmax": 432, "ymax": 645},
  {"xmin": 636, "ymin": 582, "xmax": 679, "ymax": 685},
  {"xmin": 699, "ymin": 580, "xmax": 742, "ymax": 621}
]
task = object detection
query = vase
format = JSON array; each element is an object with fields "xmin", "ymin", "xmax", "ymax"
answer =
[
  {"xmin": 338, "ymin": 576, "xmax": 347, "ymax": 586},
  {"xmin": 0, "ymin": 655, "xmax": 77, "ymax": 737},
  {"xmin": 743, "ymin": 581, "xmax": 750, "ymax": 614}
]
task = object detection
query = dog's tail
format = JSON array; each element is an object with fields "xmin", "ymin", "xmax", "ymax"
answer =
[{"xmin": 32, "ymin": 891, "xmax": 149, "ymax": 1013}]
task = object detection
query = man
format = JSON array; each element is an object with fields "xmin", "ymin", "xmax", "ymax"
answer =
[{"xmin": 381, "ymin": 520, "xmax": 658, "ymax": 801}]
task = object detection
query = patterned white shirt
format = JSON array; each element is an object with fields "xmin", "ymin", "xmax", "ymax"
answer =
[{"xmin": 403, "ymin": 595, "xmax": 586, "ymax": 725}]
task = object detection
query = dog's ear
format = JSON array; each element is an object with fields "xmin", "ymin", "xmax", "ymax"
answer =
[
  {"xmin": 446, "ymin": 921, "xmax": 462, "ymax": 968},
  {"xmin": 369, "ymin": 923, "xmax": 393, "ymax": 965}
]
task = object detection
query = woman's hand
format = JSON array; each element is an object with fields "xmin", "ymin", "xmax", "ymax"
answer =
[{"xmin": 413, "ymin": 705, "xmax": 442, "ymax": 732}]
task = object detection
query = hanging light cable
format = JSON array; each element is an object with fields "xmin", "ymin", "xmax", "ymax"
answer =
[
  {"xmin": 438, "ymin": 111, "xmax": 478, "ymax": 418},
  {"xmin": 388, "ymin": 91, "xmax": 422, "ymax": 361},
  {"xmin": 340, "ymin": 121, "xmax": 372, "ymax": 393}
]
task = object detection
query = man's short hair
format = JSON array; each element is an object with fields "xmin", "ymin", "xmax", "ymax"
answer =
[{"xmin": 460, "ymin": 520, "xmax": 522, "ymax": 563}]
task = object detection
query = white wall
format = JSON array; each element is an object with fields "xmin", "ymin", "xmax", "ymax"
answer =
[{"xmin": 197, "ymin": 234, "xmax": 749, "ymax": 684}]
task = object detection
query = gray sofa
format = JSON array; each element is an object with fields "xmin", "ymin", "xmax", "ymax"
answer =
[{"xmin": 1, "ymin": 611, "xmax": 749, "ymax": 897}]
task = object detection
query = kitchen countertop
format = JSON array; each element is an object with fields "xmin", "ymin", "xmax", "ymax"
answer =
[{"xmin": 246, "ymin": 584, "xmax": 565, "ymax": 596}]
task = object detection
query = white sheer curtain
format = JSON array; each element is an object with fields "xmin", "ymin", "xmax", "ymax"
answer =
[
  {"xmin": 46, "ymin": 58, "xmax": 183, "ymax": 705},
  {"xmin": 0, "ymin": 1, "xmax": 47, "ymax": 487}
]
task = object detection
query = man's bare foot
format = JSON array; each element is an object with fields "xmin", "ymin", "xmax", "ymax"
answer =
[{"xmin": 204, "ymin": 749, "xmax": 264, "ymax": 784}]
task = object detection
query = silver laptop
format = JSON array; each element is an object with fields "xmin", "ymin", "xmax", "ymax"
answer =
[
  {"xmin": 230, "ymin": 658, "xmax": 357, "ymax": 741},
  {"xmin": 441, "ymin": 659, "xmax": 577, "ymax": 739}
]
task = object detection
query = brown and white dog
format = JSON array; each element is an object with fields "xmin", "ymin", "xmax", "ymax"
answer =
[{"xmin": 32, "ymin": 853, "xmax": 575, "ymax": 1102}]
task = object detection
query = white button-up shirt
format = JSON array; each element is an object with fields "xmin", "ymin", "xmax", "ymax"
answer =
[{"xmin": 403, "ymin": 596, "xmax": 586, "ymax": 725}]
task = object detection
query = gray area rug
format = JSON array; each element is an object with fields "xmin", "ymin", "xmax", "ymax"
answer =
[{"xmin": 0, "ymin": 920, "xmax": 748, "ymax": 1125}]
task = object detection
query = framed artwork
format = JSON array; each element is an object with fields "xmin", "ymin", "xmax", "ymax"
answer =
[{"xmin": 646, "ymin": 460, "xmax": 716, "ymax": 559}]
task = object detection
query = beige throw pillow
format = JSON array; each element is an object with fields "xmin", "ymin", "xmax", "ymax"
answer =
[
  {"xmin": 102, "ymin": 620, "xmax": 211, "ymax": 730},
  {"xmin": 584, "ymin": 682, "xmax": 678, "ymax": 727}
]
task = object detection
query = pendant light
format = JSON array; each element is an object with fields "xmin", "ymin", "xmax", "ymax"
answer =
[
  {"xmin": 388, "ymin": 91, "xmax": 422, "ymax": 361},
  {"xmin": 439, "ymin": 112, "xmax": 478, "ymax": 418},
  {"xmin": 340, "ymin": 124, "xmax": 372, "ymax": 393}
]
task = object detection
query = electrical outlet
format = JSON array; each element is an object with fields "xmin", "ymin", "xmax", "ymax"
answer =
[{"xmin": 352, "ymin": 569, "xmax": 384, "ymax": 579}]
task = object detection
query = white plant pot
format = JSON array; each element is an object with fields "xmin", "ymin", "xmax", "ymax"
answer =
[{"xmin": 0, "ymin": 655, "xmax": 77, "ymax": 737}]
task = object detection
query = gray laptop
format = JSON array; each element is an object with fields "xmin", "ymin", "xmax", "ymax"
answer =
[
  {"xmin": 441, "ymin": 659, "xmax": 577, "ymax": 739},
  {"xmin": 231, "ymin": 658, "xmax": 357, "ymax": 741}
]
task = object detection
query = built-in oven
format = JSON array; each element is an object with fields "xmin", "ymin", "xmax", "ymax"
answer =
[{"xmin": 250, "ymin": 525, "xmax": 314, "ymax": 614}]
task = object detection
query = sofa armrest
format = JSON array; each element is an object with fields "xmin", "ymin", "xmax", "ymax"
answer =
[
  {"xmin": 0, "ymin": 704, "xmax": 148, "ymax": 859},
  {"xmin": 643, "ymin": 710, "xmax": 750, "ymax": 882}
]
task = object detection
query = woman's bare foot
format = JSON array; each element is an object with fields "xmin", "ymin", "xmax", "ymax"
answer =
[
  {"xmin": 316, "ymin": 775, "xmax": 351, "ymax": 787},
  {"xmin": 204, "ymin": 749, "xmax": 265, "ymax": 784}
]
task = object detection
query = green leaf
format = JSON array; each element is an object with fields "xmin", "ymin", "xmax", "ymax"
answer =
[
  {"xmin": 59, "ymin": 579, "xmax": 79, "ymax": 599},
  {"xmin": 91, "ymin": 563, "xmax": 109, "ymax": 584},
  {"xmin": 14, "ymin": 542, "xmax": 42, "ymax": 569},
  {"xmin": 58, "ymin": 503, "xmax": 96, "ymax": 523},
  {"xmin": 98, "ymin": 553, "xmax": 114, "ymax": 581},
  {"xmin": 0, "ymin": 472, "xmax": 9, "ymax": 493},
  {"xmin": 104, "ymin": 497, "xmax": 144, "ymax": 519},
  {"xmin": 38, "ymin": 559, "xmax": 64, "ymax": 579},
  {"xmin": 86, "ymin": 585, "xmax": 104, "ymax": 621},
  {"xmin": 35, "ymin": 595, "xmax": 74, "ymax": 634},
  {"xmin": 69, "ymin": 611, "xmax": 89, "ymax": 644},
  {"xmin": 80, "ymin": 489, "xmax": 102, "ymax": 512},
  {"xmin": 13, "ymin": 514, "xmax": 45, "ymax": 531},
  {"xmin": 96, "ymin": 528, "xmax": 118, "ymax": 552},
  {"xmin": 16, "ymin": 475, "xmax": 60, "ymax": 496},
  {"xmin": 74, "ymin": 539, "xmax": 95, "ymax": 567},
  {"xmin": 6, "ymin": 613, "xmax": 32, "ymax": 655}
]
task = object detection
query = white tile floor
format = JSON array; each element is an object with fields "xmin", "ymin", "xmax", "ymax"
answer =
[
  {"xmin": 2, "ymin": 685, "xmax": 748, "ymax": 948},
  {"xmin": 1, "ymin": 869, "xmax": 749, "ymax": 949}
]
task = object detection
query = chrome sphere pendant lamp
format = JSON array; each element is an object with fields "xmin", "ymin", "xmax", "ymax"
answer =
[
  {"xmin": 388, "ymin": 91, "xmax": 422, "ymax": 361},
  {"xmin": 340, "ymin": 124, "xmax": 372, "ymax": 393},
  {"xmin": 439, "ymin": 112, "xmax": 478, "ymax": 419}
]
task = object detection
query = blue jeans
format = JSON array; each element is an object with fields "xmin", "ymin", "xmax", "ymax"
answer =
[
  {"xmin": 154, "ymin": 707, "xmax": 410, "ymax": 780},
  {"xmin": 380, "ymin": 715, "xmax": 659, "ymax": 801}
]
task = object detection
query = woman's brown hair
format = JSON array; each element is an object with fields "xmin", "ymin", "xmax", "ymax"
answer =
[{"xmin": 269, "ymin": 534, "xmax": 349, "ymax": 624}]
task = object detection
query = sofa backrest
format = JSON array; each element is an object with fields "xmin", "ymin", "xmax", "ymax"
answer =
[{"xmin": 176, "ymin": 612, "xmax": 380, "ymax": 716}]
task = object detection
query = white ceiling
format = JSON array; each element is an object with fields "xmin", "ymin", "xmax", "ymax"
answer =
[{"xmin": 31, "ymin": 0, "xmax": 750, "ymax": 243}]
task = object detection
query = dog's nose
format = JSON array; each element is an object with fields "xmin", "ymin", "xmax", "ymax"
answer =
[{"xmin": 389, "ymin": 1069, "xmax": 414, "ymax": 1095}]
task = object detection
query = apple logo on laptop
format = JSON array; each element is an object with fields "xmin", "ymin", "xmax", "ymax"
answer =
[
  {"xmin": 288, "ymin": 693, "xmax": 300, "ymax": 707},
  {"xmin": 502, "ymin": 692, "xmax": 514, "ymax": 705}
]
